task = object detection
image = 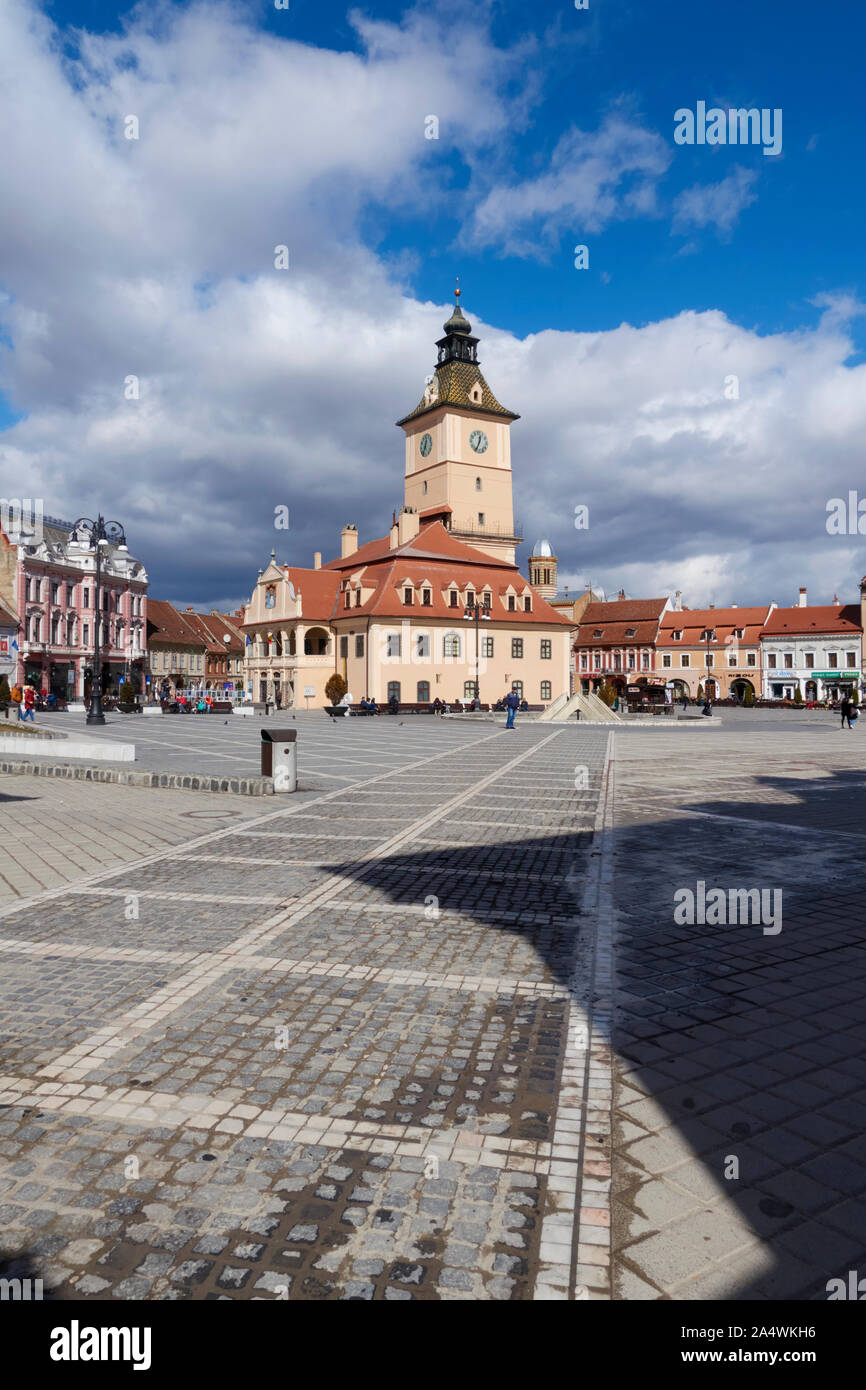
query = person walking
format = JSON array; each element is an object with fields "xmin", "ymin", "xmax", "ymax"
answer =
[
  {"xmin": 21, "ymin": 683, "xmax": 36, "ymax": 722},
  {"xmin": 840, "ymin": 694, "xmax": 854, "ymax": 729},
  {"xmin": 504, "ymin": 688, "xmax": 520, "ymax": 730}
]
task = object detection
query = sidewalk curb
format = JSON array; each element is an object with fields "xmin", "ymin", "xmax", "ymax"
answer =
[{"xmin": 0, "ymin": 759, "xmax": 275, "ymax": 796}]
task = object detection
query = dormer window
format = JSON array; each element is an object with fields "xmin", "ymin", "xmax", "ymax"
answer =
[
  {"xmin": 523, "ymin": 595, "xmax": 532, "ymax": 612},
  {"xmin": 508, "ymin": 595, "xmax": 516, "ymax": 612},
  {"xmin": 593, "ymin": 629, "xmax": 603, "ymax": 639},
  {"xmin": 482, "ymin": 591, "xmax": 491, "ymax": 610},
  {"xmin": 625, "ymin": 627, "xmax": 636, "ymax": 638},
  {"xmin": 466, "ymin": 590, "xmax": 475, "ymax": 607},
  {"xmin": 449, "ymin": 590, "xmax": 458, "ymax": 608},
  {"xmin": 403, "ymin": 587, "xmax": 414, "ymax": 606},
  {"xmin": 422, "ymin": 588, "xmax": 432, "ymax": 606},
  {"xmin": 701, "ymin": 628, "xmax": 715, "ymax": 641},
  {"xmin": 469, "ymin": 383, "xmax": 483, "ymax": 405},
  {"xmin": 670, "ymin": 629, "xmax": 683, "ymax": 641}
]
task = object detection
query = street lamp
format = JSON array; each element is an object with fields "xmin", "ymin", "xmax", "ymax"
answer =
[
  {"xmin": 463, "ymin": 600, "xmax": 491, "ymax": 705},
  {"xmin": 71, "ymin": 515, "xmax": 127, "ymax": 725}
]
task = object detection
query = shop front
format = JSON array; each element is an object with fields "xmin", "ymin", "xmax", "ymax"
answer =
[{"xmin": 812, "ymin": 669, "xmax": 859, "ymax": 702}]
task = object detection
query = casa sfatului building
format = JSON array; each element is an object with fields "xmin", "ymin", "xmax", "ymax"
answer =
[{"xmin": 242, "ymin": 290, "xmax": 574, "ymax": 708}]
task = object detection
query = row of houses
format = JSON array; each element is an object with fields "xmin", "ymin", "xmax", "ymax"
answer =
[{"xmin": 574, "ymin": 584, "xmax": 866, "ymax": 702}]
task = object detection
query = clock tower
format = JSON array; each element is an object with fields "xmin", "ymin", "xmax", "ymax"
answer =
[{"xmin": 397, "ymin": 286, "xmax": 522, "ymax": 563}]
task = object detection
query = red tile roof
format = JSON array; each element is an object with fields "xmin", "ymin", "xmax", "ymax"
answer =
[
  {"xmin": 146, "ymin": 600, "xmax": 207, "ymax": 647},
  {"xmin": 575, "ymin": 597, "xmax": 669, "ymax": 647},
  {"xmin": 659, "ymin": 605, "xmax": 770, "ymax": 647},
  {"xmin": 761, "ymin": 604, "xmax": 862, "ymax": 637},
  {"xmin": 330, "ymin": 556, "xmax": 571, "ymax": 626},
  {"xmin": 322, "ymin": 521, "xmax": 516, "ymax": 573}
]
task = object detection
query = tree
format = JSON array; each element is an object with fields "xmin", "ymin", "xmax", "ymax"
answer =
[
  {"xmin": 793, "ymin": 686, "xmax": 803, "ymax": 705},
  {"xmin": 597, "ymin": 679, "xmax": 617, "ymax": 707},
  {"xmin": 743, "ymin": 685, "xmax": 755, "ymax": 707},
  {"xmin": 325, "ymin": 672, "xmax": 348, "ymax": 706},
  {"xmin": 853, "ymin": 687, "xmax": 860, "ymax": 706},
  {"xmin": 697, "ymin": 683, "xmax": 704, "ymax": 702},
  {"xmin": 119, "ymin": 680, "xmax": 137, "ymax": 706}
]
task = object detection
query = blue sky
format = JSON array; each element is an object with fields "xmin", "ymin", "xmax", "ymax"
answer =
[{"xmin": 1, "ymin": 0, "xmax": 865, "ymax": 607}]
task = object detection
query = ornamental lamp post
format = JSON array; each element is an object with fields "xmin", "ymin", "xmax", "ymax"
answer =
[
  {"xmin": 463, "ymin": 600, "xmax": 491, "ymax": 705},
  {"xmin": 71, "ymin": 515, "xmax": 127, "ymax": 726}
]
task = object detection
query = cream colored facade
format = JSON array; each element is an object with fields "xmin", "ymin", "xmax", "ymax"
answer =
[
  {"xmin": 243, "ymin": 559, "xmax": 336, "ymax": 707},
  {"xmin": 403, "ymin": 412, "xmax": 517, "ymax": 563}
]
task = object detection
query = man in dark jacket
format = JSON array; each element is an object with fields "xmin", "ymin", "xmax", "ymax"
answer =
[
  {"xmin": 840, "ymin": 695, "xmax": 854, "ymax": 728},
  {"xmin": 504, "ymin": 689, "xmax": 520, "ymax": 730}
]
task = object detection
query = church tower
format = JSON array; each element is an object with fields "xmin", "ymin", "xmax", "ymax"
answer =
[
  {"xmin": 396, "ymin": 286, "xmax": 522, "ymax": 564},
  {"xmin": 528, "ymin": 539, "xmax": 558, "ymax": 599}
]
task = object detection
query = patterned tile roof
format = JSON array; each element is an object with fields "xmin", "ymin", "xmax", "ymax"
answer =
[{"xmin": 397, "ymin": 360, "xmax": 518, "ymax": 425}]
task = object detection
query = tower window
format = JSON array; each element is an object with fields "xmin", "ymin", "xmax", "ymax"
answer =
[
  {"xmin": 477, "ymin": 513, "xmax": 485, "ymax": 525},
  {"xmin": 422, "ymin": 481, "xmax": 428, "ymax": 494},
  {"xmin": 475, "ymin": 477, "xmax": 482, "ymax": 491}
]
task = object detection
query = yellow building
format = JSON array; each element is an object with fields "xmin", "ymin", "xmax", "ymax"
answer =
[{"xmin": 243, "ymin": 290, "xmax": 574, "ymax": 708}]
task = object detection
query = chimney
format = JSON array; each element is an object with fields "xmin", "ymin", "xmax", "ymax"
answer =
[
  {"xmin": 798, "ymin": 586, "xmax": 807, "ymax": 608},
  {"xmin": 709, "ymin": 603, "xmax": 714, "ymax": 611},
  {"xmin": 674, "ymin": 589, "xmax": 682, "ymax": 612},
  {"xmin": 340, "ymin": 525, "xmax": 357, "ymax": 559},
  {"xmin": 397, "ymin": 506, "xmax": 420, "ymax": 546},
  {"xmin": 313, "ymin": 551, "xmax": 322, "ymax": 570},
  {"xmin": 617, "ymin": 588, "xmax": 626, "ymax": 601}
]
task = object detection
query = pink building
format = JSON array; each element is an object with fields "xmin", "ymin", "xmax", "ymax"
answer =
[{"xmin": 0, "ymin": 515, "xmax": 149, "ymax": 702}]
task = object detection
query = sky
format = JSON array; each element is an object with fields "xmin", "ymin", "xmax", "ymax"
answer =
[{"xmin": 1, "ymin": 0, "xmax": 865, "ymax": 610}]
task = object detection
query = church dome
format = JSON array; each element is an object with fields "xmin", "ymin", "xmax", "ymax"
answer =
[{"xmin": 532, "ymin": 538, "xmax": 553, "ymax": 557}]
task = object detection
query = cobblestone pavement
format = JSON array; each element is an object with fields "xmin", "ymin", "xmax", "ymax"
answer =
[
  {"xmin": 0, "ymin": 722, "xmax": 612, "ymax": 1301},
  {"xmin": 610, "ymin": 724, "xmax": 866, "ymax": 1300}
]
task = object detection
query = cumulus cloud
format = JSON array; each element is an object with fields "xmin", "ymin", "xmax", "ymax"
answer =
[{"xmin": 0, "ymin": 0, "xmax": 863, "ymax": 614}]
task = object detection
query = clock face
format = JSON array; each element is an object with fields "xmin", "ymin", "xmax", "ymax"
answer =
[
  {"xmin": 469, "ymin": 429, "xmax": 489, "ymax": 454},
  {"xmin": 419, "ymin": 433, "xmax": 433, "ymax": 458}
]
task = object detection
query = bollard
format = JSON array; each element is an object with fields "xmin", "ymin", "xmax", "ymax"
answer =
[{"xmin": 261, "ymin": 728, "xmax": 298, "ymax": 792}]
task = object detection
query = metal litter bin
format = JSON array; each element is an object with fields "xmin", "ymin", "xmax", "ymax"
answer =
[{"xmin": 261, "ymin": 728, "xmax": 298, "ymax": 792}]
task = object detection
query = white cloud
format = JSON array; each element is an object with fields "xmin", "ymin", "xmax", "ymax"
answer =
[
  {"xmin": 0, "ymin": 0, "xmax": 863, "ymax": 616},
  {"xmin": 672, "ymin": 165, "xmax": 759, "ymax": 237}
]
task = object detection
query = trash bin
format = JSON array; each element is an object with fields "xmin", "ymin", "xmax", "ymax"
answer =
[{"xmin": 261, "ymin": 728, "xmax": 298, "ymax": 792}]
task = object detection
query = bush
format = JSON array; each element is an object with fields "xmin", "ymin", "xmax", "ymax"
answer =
[
  {"xmin": 793, "ymin": 687, "xmax": 803, "ymax": 704},
  {"xmin": 119, "ymin": 680, "xmax": 137, "ymax": 705},
  {"xmin": 743, "ymin": 686, "xmax": 755, "ymax": 707},
  {"xmin": 697, "ymin": 683, "xmax": 704, "ymax": 702},
  {"xmin": 325, "ymin": 673, "xmax": 348, "ymax": 706}
]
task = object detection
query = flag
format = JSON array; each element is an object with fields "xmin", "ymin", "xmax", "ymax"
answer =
[{"xmin": 11, "ymin": 639, "xmax": 18, "ymax": 651}]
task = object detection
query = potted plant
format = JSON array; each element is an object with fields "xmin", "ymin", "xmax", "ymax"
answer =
[
  {"xmin": 324, "ymin": 672, "xmax": 348, "ymax": 716},
  {"xmin": 117, "ymin": 679, "xmax": 141, "ymax": 713}
]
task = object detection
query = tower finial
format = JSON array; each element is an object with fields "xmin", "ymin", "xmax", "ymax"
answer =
[{"xmin": 454, "ymin": 276, "xmax": 461, "ymax": 301}]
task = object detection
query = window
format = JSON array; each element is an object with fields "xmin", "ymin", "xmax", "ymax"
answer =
[
  {"xmin": 670, "ymin": 629, "xmax": 682, "ymax": 641},
  {"xmin": 82, "ymin": 589, "xmax": 90, "ymax": 608},
  {"xmin": 593, "ymin": 629, "xmax": 603, "ymax": 639},
  {"xmin": 355, "ymin": 590, "xmax": 361, "ymax": 606},
  {"xmin": 642, "ymin": 652, "xmax": 650, "ymax": 670},
  {"xmin": 662, "ymin": 653, "xmax": 672, "ymax": 668},
  {"xmin": 344, "ymin": 591, "xmax": 351, "ymax": 609},
  {"xmin": 508, "ymin": 595, "xmax": 516, "ymax": 612},
  {"xmin": 482, "ymin": 635, "xmax": 494, "ymax": 658},
  {"xmin": 386, "ymin": 633, "xmax": 401, "ymax": 658},
  {"xmin": 51, "ymin": 581, "xmax": 60, "ymax": 603},
  {"xmin": 403, "ymin": 587, "xmax": 414, "ymax": 605},
  {"xmin": 477, "ymin": 513, "xmax": 485, "ymax": 525},
  {"xmin": 614, "ymin": 652, "xmax": 621, "ymax": 670},
  {"xmin": 417, "ymin": 680, "xmax": 430, "ymax": 702},
  {"xmin": 482, "ymin": 591, "xmax": 491, "ymax": 610},
  {"xmin": 705, "ymin": 652, "xmax": 713, "ymax": 667},
  {"xmin": 422, "ymin": 588, "xmax": 431, "ymax": 606},
  {"xmin": 628, "ymin": 652, "xmax": 636, "ymax": 670},
  {"xmin": 701, "ymin": 628, "xmax": 715, "ymax": 641},
  {"xmin": 444, "ymin": 632, "xmax": 461, "ymax": 658},
  {"xmin": 540, "ymin": 680, "xmax": 552, "ymax": 701},
  {"xmin": 734, "ymin": 628, "xmax": 744, "ymax": 640},
  {"xmin": 340, "ymin": 636, "xmax": 349, "ymax": 659},
  {"xmin": 475, "ymin": 477, "xmax": 482, "ymax": 491},
  {"xmin": 625, "ymin": 628, "xmax": 636, "ymax": 638},
  {"xmin": 594, "ymin": 653, "xmax": 601, "ymax": 670},
  {"xmin": 416, "ymin": 633, "xmax": 430, "ymax": 658},
  {"xmin": 784, "ymin": 653, "xmax": 794, "ymax": 668},
  {"xmin": 449, "ymin": 590, "xmax": 458, "ymax": 608},
  {"xmin": 804, "ymin": 651, "xmax": 815, "ymax": 667},
  {"xmin": 580, "ymin": 654, "xmax": 588, "ymax": 670},
  {"xmin": 65, "ymin": 583, "xmax": 74, "ymax": 606},
  {"xmin": 540, "ymin": 639, "xmax": 551, "ymax": 659},
  {"xmin": 681, "ymin": 654, "xmax": 690, "ymax": 667},
  {"xmin": 747, "ymin": 652, "xmax": 757, "ymax": 667},
  {"xmin": 523, "ymin": 596, "xmax": 531, "ymax": 612},
  {"xmin": 767, "ymin": 653, "xmax": 777, "ymax": 669},
  {"xmin": 828, "ymin": 652, "xmax": 838, "ymax": 668},
  {"xmin": 466, "ymin": 591, "xmax": 475, "ymax": 607},
  {"xmin": 387, "ymin": 681, "xmax": 401, "ymax": 704},
  {"xmin": 51, "ymin": 613, "xmax": 60, "ymax": 643},
  {"xmin": 847, "ymin": 651, "xmax": 857, "ymax": 667},
  {"xmin": 511, "ymin": 680, "xmax": 523, "ymax": 697},
  {"xmin": 355, "ymin": 635, "xmax": 364, "ymax": 658},
  {"xmin": 512, "ymin": 638, "xmax": 524, "ymax": 659},
  {"xmin": 422, "ymin": 481, "xmax": 428, "ymax": 495},
  {"xmin": 464, "ymin": 681, "xmax": 476, "ymax": 698}
]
